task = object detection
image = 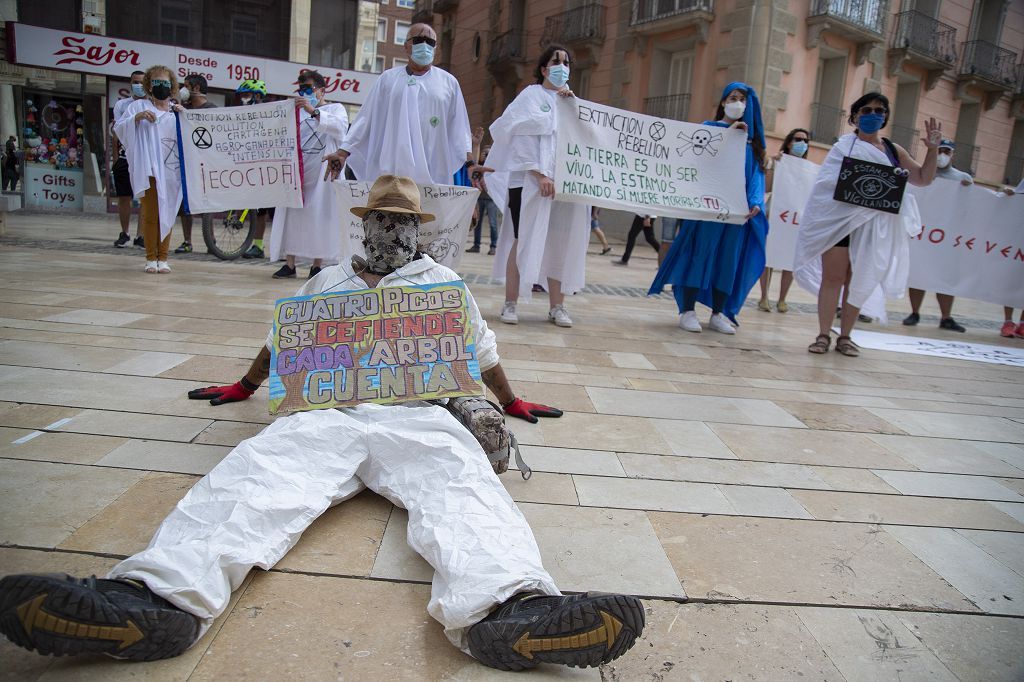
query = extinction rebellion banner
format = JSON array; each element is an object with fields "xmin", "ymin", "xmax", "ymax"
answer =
[
  {"xmin": 268, "ymin": 282, "xmax": 483, "ymax": 414},
  {"xmin": 765, "ymin": 167, "xmax": 1023, "ymax": 308},
  {"xmin": 555, "ymin": 98, "xmax": 748, "ymax": 222},
  {"xmin": 335, "ymin": 181, "xmax": 478, "ymax": 270},
  {"xmin": 177, "ymin": 100, "xmax": 304, "ymax": 213}
]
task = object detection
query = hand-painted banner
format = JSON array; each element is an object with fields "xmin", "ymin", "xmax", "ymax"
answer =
[
  {"xmin": 334, "ymin": 181, "xmax": 478, "ymax": 269},
  {"xmin": 765, "ymin": 155, "xmax": 821, "ymax": 270},
  {"xmin": 177, "ymin": 100, "xmax": 303, "ymax": 213},
  {"xmin": 768, "ymin": 165, "xmax": 1024, "ymax": 307},
  {"xmin": 269, "ymin": 281, "xmax": 483, "ymax": 415},
  {"xmin": 554, "ymin": 98, "xmax": 748, "ymax": 222}
]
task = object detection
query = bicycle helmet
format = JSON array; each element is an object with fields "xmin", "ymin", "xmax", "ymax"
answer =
[{"xmin": 236, "ymin": 79, "xmax": 267, "ymax": 96}]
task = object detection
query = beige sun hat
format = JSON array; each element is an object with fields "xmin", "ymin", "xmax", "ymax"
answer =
[{"xmin": 350, "ymin": 175, "xmax": 436, "ymax": 223}]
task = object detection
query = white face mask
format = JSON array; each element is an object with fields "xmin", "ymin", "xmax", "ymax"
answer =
[
  {"xmin": 178, "ymin": 87, "xmax": 191, "ymax": 102},
  {"xmin": 724, "ymin": 100, "xmax": 746, "ymax": 120},
  {"xmin": 936, "ymin": 153, "xmax": 952, "ymax": 169}
]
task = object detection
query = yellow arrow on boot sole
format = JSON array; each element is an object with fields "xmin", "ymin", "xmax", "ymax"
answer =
[
  {"xmin": 17, "ymin": 594, "xmax": 145, "ymax": 650},
  {"xmin": 512, "ymin": 610, "xmax": 623, "ymax": 660}
]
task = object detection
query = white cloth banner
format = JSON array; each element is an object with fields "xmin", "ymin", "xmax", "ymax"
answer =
[
  {"xmin": 334, "ymin": 181, "xmax": 478, "ymax": 270},
  {"xmin": 178, "ymin": 100, "xmax": 304, "ymax": 213},
  {"xmin": 554, "ymin": 99, "xmax": 748, "ymax": 222},
  {"xmin": 766, "ymin": 155, "xmax": 821, "ymax": 270},
  {"xmin": 845, "ymin": 329, "xmax": 1024, "ymax": 368},
  {"xmin": 905, "ymin": 179, "xmax": 1024, "ymax": 309},
  {"xmin": 768, "ymin": 165, "xmax": 1024, "ymax": 308}
]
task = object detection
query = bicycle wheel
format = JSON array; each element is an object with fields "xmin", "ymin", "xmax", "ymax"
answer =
[{"xmin": 202, "ymin": 210, "xmax": 255, "ymax": 260}]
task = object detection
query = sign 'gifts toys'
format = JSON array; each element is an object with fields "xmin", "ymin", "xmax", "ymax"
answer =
[{"xmin": 269, "ymin": 282, "xmax": 483, "ymax": 414}]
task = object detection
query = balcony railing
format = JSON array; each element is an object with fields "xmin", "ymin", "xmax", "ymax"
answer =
[
  {"xmin": 541, "ymin": 3, "xmax": 606, "ymax": 46},
  {"xmin": 809, "ymin": 102, "xmax": 847, "ymax": 144},
  {"xmin": 960, "ymin": 40, "xmax": 1018, "ymax": 87},
  {"xmin": 809, "ymin": 0, "xmax": 887, "ymax": 36},
  {"xmin": 644, "ymin": 93, "xmax": 691, "ymax": 122},
  {"xmin": 631, "ymin": 0, "xmax": 714, "ymax": 26},
  {"xmin": 889, "ymin": 124, "xmax": 919, "ymax": 156},
  {"xmin": 891, "ymin": 10, "xmax": 957, "ymax": 66},
  {"xmin": 487, "ymin": 29, "xmax": 525, "ymax": 67}
]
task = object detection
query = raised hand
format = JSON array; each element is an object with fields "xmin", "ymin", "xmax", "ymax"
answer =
[{"xmin": 922, "ymin": 117, "xmax": 942, "ymax": 149}]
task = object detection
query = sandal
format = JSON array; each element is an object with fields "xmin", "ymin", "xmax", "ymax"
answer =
[
  {"xmin": 835, "ymin": 335, "xmax": 860, "ymax": 357},
  {"xmin": 808, "ymin": 334, "xmax": 831, "ymax": 354}
]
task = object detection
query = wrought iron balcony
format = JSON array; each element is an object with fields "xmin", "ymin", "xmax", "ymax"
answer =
[
  {"xmin": 890, "ymin": 10, "xmax": 957, "ymax": 66},
  {"xmin": 807, "ymin": 0, "xmax": 888, "ymax": 63},
  {"xmin": 809, "ymin": 0, "xmax": 887, "ymax": 35},
  {"xmin": 541, "ymin": 3, "xmax": 606, "ymax": 47},
  {"xmin": 644, "ymin": 93, "xmax": 691, "ymax": 122},
  {"xmin": 630, "ymin": 0, "xmax": 714, "ymax": 30},
  {"xmin": 809, "ymin": 102, "xmax": 847, "ymax": 144},
  {"xmin": 959, "ymin": 40, "xmax": 1018, "ymax": 88},
  {"xmin": 888, "ymin": 124, "xmax": 919, "ymax": 156},
  {"xmin": 487, "ymin": 30, "xmax": 526, "ymax": 68}
]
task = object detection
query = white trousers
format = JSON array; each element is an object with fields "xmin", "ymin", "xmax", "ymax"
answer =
[{"xmin": 110, "ymin": 402, "xmax": 559, "ymax": 652}]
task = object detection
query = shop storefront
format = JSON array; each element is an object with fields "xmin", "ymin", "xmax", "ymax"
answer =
[{"xmin": 4, "ymin": 22, "xmax": 379, "ymax": 214}]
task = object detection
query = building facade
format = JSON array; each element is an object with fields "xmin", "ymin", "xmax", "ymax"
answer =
[{"xmin": 417, "ymin": 0, "xmax": 1024, "ymax": 187}]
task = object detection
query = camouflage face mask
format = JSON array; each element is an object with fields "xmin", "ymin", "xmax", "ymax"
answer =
[{"xmin": 361, "ymin": 210, "xmax": 420, "ymax": 274}]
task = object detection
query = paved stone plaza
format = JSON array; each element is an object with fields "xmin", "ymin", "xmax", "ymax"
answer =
[{"xmin": 0, "ymin": 212, "xmax": 1022, "ymax": 680}]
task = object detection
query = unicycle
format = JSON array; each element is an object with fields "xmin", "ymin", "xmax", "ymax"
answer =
[{"xmin": 201, "ymin": 209, "xmax": 256, "ymax": 260}]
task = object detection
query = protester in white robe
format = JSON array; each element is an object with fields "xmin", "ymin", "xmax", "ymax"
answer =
[
  {"xmin": 487, "ymin": 46, "xmax": 589, "ymax": 328},
  {"xmin": 113, "ymin": 65, "xmax": 185, "ymax": 274},
  {"xmin": 324, "ymin": 23, "xmax": 473, "ymax": 186},
  {"xmin": 268, "ymin": 70, "xmax": 349, "ymax": 280},
  {"xmin": 794, "ymin": 92, "xmax": 941, "ymax": 357}
]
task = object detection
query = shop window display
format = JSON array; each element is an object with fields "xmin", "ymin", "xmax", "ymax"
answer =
[{"xmin": 23, "ymin": 94, "xmax": 85, "ymax": 171}]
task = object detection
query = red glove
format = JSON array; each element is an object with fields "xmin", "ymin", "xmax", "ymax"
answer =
[
  {"xmin": 187, "ymin": 382, "xmax": 254, "ymax": 406},
  {"xmin": 503, "ymin": 398, "xmax": 563, "ymax": 424}
]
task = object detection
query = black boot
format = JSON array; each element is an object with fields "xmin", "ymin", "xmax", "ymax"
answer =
[
  {"xmin": 0, "ymin": 573, "xmax": 199, "ymax": 661},
  {"xmin": 467, "ymin": 592, "xmax": 645, "ymax": 671}
]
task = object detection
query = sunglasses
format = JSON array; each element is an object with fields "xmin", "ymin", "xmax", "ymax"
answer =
[
  {"xmin": 859, "ymin": 106, "xmax": 887, "ymax": 116},
  {"xmin": 297, "ymin": 85, "xmax": 315, "ymax": 95},
  {"xmin": 410, "ymin": 35, "xmax": 437, "ymax": 47}
]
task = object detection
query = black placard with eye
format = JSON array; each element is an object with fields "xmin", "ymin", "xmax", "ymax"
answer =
[{"xmin": 833, "ymin": 157, "xmax": 908, "ymax": 215}]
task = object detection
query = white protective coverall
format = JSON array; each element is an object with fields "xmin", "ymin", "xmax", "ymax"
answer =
[
  {"xmin": 269, "ymin": 103, "xmax": 350, "ymax": 264},
  {"xmin": 109, "ymin": 255, "xmax": 560, "ymax": 652},
  {"xmin": 339, "ymin": 65, "xmax": 472, "ymax": 185},
  {"xmin": 487, "ymin": 86, "xmax": 589, "ymax": 302},
  {"xmin": 113, "ymin": 99, "xmax": 182, "ymax": 239},
  {"xmin": 792, "ymin": 133, "xmax": 921, "ymax": 323}
]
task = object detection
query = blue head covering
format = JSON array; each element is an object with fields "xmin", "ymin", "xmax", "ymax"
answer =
[{"xmin": 720, "ymin": 82, "xmax": 765, "ymax": 150}]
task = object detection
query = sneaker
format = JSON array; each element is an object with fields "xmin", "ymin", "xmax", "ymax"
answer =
[
  {"xmin": 708, "ymin": 312, "xmax": 736, "ymax": 335},
  {"xmin": 0, "ymin": 573, "xmax": 199, "ymax": 661},
  {"xmin": 173, "ymin": 242, "xmax": 192, "ymax": 254},
  {"xmin": 1000, "ymin": 321, "xmax": 1017, "ymax": 338},
  {"xmin": 939, "ymin": 317, "xmax": 966, "ymax": 332},
  {"xmin": 1016, "ymin": 322, "xmax": 1024, "ymax": 339},
  {"xmin": 156, "ymin": 261, "xmax": 171, "ymax": 274},
  {"xmin": 679, "ymin": 310, "xmax": 701, "ymax": 332},
  {"xmin": 466, "ymin": 245, "xmax": 481, "ymax": 253},
  {"xmin": 114, "ymin": 232, "xmax": 130, "ymax": 248},
  {"xmin": 133, "ymin": 236, "xmax": 145, "ymax": 248},
  {"xmin": 858, "ymin": 314, "xmax": 873, "ymax": 324},
  {"xmin": 549, "ymin": 305, "xmax": 573, "ymax": 328},
  {"xmin": 242, "ymin": 244, "xmax": 264, "ymax": 259},
  {"xmin": 612, "ymin": 259, "xmax": 628, "ymax": 266},
  {"xmin": 487, "ymin": 247, "xmax": 496, "ymax": 256},
  {"xmin": 757, "ymin": 298, "xmax": 771, "ymax": 312},
  {"xmin": 308, "ymin": 265, "xmax": 322, "ymax": 279},
  {"xmin": 467, "ymin": 592, "xmax": 645, "ymax": 671},
  {"xmin": 144, "ymin": 260, "xmax": 158, "ymax": 274},
  {"xmin": 776, "ymin": 301, "xmax": 788, "ymax": 313},
  {"xmin": 903, "ymin": 312, "xmax": 920, "ymax": 326},
  {"xmin": 500, "ymin": 302, "xmax": 518, "ymax": 325},
  {"xmin": 272, "ymin": 264, "xmax": 297, "ymax": 279}
]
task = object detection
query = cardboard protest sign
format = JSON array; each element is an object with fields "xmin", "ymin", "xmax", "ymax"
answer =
[
  {"xmin": 268, "ymin": 281, "xmax": 483, "ymax": 414},
  {"xmin": 766, "ymin": 155, "xmax": 821, "ymax": 270},
  {"xmin": 554, "ymin": 98, "xmax": 748, "ymax": 222},
  {"xmin": 833, "ymin": 157, "xmax": 907, "ymax": 214},
  {"xmin": 334, "ymin": 181, "xmax": 478, "ymax": 269},
  {"xmin": 177, "ymin": 100, "xmax": 303, "ymax": 213}
]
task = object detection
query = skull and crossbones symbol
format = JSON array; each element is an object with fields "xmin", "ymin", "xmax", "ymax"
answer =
[{"xmin": 677, "ymin": 128, "xmax": 723, "ymax": 157}]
